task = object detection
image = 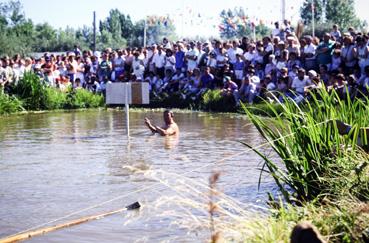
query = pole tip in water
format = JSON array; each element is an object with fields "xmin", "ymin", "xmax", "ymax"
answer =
[{"xmin": 126, "ymin": 201, "xmax": 141, "ymax": 210}]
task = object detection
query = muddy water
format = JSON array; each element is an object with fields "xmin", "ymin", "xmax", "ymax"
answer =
[{"xmin": 0, "ymin": 109, "xmax": 275, "ymax": 242}]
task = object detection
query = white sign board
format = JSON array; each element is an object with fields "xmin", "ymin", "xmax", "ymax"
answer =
[{"xmin": 106, "ymin": 82, "xmax": 150, "ymax": 105}]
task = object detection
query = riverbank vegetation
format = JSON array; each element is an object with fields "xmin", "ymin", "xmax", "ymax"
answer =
[
  {"xmin": 0, "ymin": 72, "xmax": 104, "ymax": 114},
  {"xmin": 241, "ymin": 88, "xmax": 369, "ymax": 242}
]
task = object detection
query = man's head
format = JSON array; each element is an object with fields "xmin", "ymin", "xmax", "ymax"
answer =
[{"xmin": 163, "ymin": 109, "xmax": 174, "ymax": 124}]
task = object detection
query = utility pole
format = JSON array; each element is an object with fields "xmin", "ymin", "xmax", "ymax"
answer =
[
  {"xmin": 143, "ymin": 17, "xmax": 147, "ymax": 47},
  {"xmin": 93, "ymin": 11, "xmax": 96, "ymax": 52},
  {"xmin": 311, "ymin": 1, "xmax": 315, "ymax": 37},
  {"xmin": 281, "ymin": 0, "xmax": 286, "ymax": 22}
]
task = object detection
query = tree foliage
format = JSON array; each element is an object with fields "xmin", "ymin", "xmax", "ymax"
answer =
[
  {"xmin": 0, "ymin": 1, "xmax": 176, "ymax": 56},
  {"xmin": 300, "ymin": 0, "xmax": 365, "ymax": 31},
  {"xmin": 300, "ymin": 0, "xmax": 324, "ymax": 25},
  {"xmin": 325, "ymin": 0, "xmax": 363, "ymax": 30},
  {"xmin": 218, "ymin": 8, "xmax": 271, "ymax": 40}
]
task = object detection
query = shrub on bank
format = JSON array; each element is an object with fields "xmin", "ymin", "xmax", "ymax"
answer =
[
  {"xmin": 3, "ymin": 72, "xmax": 105, "ymax": 112},
  {"xmin": 44, "ymin": 87, "xmax": 67, "ymax": 110},
  {"xmin": 0, "ymin": 92, "xmax": 24, "ymax": 115},
  {"xmin": 65, "ymin": 88, "xmax": 104, "ymax": 109},
  {"xmin": 14, "ymin": 72, "xmax": 46, "ymax": 110}
]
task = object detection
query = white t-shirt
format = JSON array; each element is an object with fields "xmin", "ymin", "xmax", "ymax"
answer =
[
  {"xmin": 272, "ymin": 28, "xmax": 280, "ymax": 37},
  {"xmin": 304, "ymin": 44, "xmax": 316, "ymax": 60},
  {"xmin": 244, "ymin": 51, "xmax": 257, "ymax": 62},
  {"xmin": 227, "ymin": 47, "xmax": 243, "ymax": 64},
  {"xmin": 114, "ymin": 56, "xmax": 125, "ymax": 71},
  {"xmin": 186, "ymin": 48, "xmax": 199, "ymax": 71},
  {"xmin": 152, "ymin": 52, "xmax": 165, "ymax": 68},
  {"xmin": 265, "ymin": 43, "xmax": 274, "ymax": 53},
  {"xmin": 164, "ymin": 55, "xmax": 176, "ymax": 70},
  {"xmin": 291, "ymin": 76, "xmax": 311, "ymax": 94}
]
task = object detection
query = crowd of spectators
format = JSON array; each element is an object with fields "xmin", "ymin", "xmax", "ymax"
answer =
[{"xmin": 1, "ymin": 23, "xmax": 369, "ymax": 106}]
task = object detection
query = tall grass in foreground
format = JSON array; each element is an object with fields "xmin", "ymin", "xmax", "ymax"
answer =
[{"xmin": 243, "ymin": 88, "xmax": 369, "ymax": 203}]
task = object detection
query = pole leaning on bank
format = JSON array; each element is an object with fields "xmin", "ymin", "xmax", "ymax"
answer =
[{"xmin": 106, "ymin": 82, "xmax": 150, "ymax": 139}]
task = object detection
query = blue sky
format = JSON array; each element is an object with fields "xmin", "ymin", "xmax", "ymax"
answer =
[{"xmin": 18, "ymin": 0, "xmax": 368, "ymax": 37}]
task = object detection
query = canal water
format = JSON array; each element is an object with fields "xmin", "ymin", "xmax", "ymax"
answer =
[{"xmin": 0, "ymin": 109, "xmax": 275, "ymax": 242}]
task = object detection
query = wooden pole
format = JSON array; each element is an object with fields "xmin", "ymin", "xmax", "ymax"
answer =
[{"xmin": 0, "ymin": 202, "xmax": 140, "ymax": 243}]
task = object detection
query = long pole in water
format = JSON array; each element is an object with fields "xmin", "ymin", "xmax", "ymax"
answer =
[
  {"xmin": 125, "ymin": 83, "xmax": 130, "ymax": 138},
  {"xmin": 0, "ymin": 202, "xmax": 140, "ymax": 243}
]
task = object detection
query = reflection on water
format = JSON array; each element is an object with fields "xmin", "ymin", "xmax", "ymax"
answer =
[{"xmin": 0, "ymin": 109, "xmax": 276, "ymax": 242}]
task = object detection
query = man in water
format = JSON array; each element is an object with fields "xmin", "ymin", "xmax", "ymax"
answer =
[{"xmin": 144, "ymin": 110, "xmax": 179, "ymax": 136}]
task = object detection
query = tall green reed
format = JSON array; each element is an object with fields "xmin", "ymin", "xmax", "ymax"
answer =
[
  {"xmin": 243, "ymin": 88, "xmax": 369, "ymax": 203},
  {"xmin": 14, "ymin": 72, "xmax": 46, "ymax": 110}
]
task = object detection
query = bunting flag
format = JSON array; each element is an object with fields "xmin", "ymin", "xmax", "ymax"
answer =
[{"xmin": 146, "ymin": 15, "xmax": 172, "ymax": 27}]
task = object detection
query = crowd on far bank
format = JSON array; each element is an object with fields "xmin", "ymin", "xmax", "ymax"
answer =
[{"xmin": 1, "ymin": 21, "xmax": 369, "ymax": 106}]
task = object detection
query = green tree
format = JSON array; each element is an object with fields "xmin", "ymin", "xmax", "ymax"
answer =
[
  {"xmin": 219, "ymin": 8, "xmax": 270, "ymax": 40},
  {"xmin": 120, "ymin": 14, "xmax": 134, "ymax": 40},
  {"xmin": 33, "ymin": 23, "xmax": 57, "ymax": 52},
  {"xmin": 107, "ymin": 9, "xmax": 122, "ymax": 40},
  {"xmin": 325, "ymin": 0, "xmax": 362, "ymax": 30},
  {"xmin": 219, "ymin": 9, "xmax": 238, "ymax": 39},
  {"xmin": 144, "ymin": 16, "xmax": 176, "ymax": 46},
  {"xmin": 300, "ymin": 0, "xmax": 324, "ymax": 25},
  {"xmin": 0, "ymin": 0, "xmax": 25, "ymax": 26}
]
